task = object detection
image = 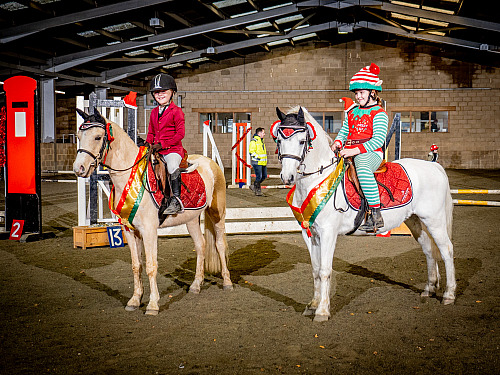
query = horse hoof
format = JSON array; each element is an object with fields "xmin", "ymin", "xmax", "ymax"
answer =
[
  {"xmin": 313, "ymin": 314, "xmax": 329, "ymax": 323},
  {"xmin": 145, "ymin": 309, "xmax": 159, "ymax": 316},
  {"xmin": 442, "ymin": 297, "xmax": 455, "ymax": 305},
  {"xmin": 125, "ymin": 305, "xmax": 139, "ymax": 312},
  {"xmin": 223, "ymin": 284, "xmax": 234, "ymax": 291},
  {"xmin": 189, "ymin": 287, "xmax": 201, "ymax": 294}
]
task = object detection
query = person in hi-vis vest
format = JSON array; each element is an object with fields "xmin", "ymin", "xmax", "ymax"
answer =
[{"xmin": 249, "ymin": 127, "xmax": 268, "ymax": 196}]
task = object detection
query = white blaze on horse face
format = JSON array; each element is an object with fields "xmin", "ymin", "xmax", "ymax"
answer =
[
  {"xmin": 278, "ymin": 131, "xmax": 307, "ymax": 185},
  {"xmin": 73, "ymin": 128, "xmax": 105, "ymax": 178}
]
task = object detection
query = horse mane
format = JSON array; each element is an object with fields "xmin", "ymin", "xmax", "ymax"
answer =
[
  {"xmin": 286, "ymin": 106, "xmax": 333, "ymax": 146},
  {"xmin": 104, "ymin": 118, "xmax": 138, "ymax": 149}
]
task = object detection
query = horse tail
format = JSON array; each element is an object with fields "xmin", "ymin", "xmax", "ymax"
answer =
[
  {"xmin": 444, "ymin": 171, "xmax": 454, "ymax": 241},
  {"xmin": 203, "ymin": 162, "xmax": 229, "ymax": 275}
]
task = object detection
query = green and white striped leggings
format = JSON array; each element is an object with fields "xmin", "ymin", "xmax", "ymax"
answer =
[{"xmin": 353, "ymin": 152, "xmax": 383, "ymax": 207}]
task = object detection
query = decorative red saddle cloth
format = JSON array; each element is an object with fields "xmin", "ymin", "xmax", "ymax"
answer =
[
  {"xmin": 146, "ymin": 162, "xmax": 207, "ymax": 210},
  {"xmin": 344, "ymin": 162, "xmax": 413, "ymax": 210}
]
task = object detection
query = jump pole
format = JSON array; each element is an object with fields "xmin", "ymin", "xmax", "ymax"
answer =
[{"xmin": 450, "ymin": 189, "xmax": 500, "ymax": 206}]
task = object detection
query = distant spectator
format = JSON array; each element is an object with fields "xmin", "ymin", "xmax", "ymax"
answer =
[{"xmin": 249, "ymin": 127, "xmax": 267, "ymax": 196}]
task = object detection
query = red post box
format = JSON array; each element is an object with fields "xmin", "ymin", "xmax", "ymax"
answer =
[{"xmin": 3, "ymin": 76, "xmax": 41, "ymax": 234}]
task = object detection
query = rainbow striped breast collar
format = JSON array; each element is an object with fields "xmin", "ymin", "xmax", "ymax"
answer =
[
  {"xmin": 286, "ymin": 158, "xmax": 346, "ymax": 237},
  {"xmin": 108, "ymin": 146, "xmax": 149, "ymax": 230}
]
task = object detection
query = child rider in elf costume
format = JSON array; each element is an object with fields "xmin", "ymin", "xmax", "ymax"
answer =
[
  {"xmin": 145, "ymin": 73, "xmax": 185, "ymax": 216},
  {"xmin": 332, "ymin": 63, "xmax": 389, "ymax": 232}
]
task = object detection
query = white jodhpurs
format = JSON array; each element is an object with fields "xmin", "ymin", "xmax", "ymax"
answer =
[{"xmin": 162, "ymin": 153, "xmax": 182, "ymax": 174}]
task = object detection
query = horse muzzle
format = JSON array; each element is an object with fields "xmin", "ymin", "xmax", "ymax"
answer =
[{"xmin": 73, "ymin": 154, "xmax": 96, "ymax": 178}]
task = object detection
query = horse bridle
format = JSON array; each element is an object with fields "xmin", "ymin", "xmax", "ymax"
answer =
[
  {"xmin": 76, "ymin": 121, "xmax": 110, "ymax": 169},
  {"xmin": 276, "ymin": 122, "xmax": 311, "ymax": 164},
  {"xmin": 77, "ymin": 120, "xmax": 151, "ymax": 173},
  {"xmin": 276, "ymin": 119, "xmax": 338, "ymax": 177}
]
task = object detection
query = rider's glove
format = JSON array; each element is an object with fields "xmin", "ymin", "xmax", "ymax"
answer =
[
  {"xmin": 151, "ymin": 143, "xmax": 162, "ymax": 152},
  {"xmin": 144, "ymin": 141, "xmax": 151, "ymax": 148},
  {"xmin": 332, "ymin": 140, "xmax": 342, "ymax": 152}
]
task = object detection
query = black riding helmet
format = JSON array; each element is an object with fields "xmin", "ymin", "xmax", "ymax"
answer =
[{"xmin": 149, "ymin": 73, "xmax": 177, "ymax": 95}]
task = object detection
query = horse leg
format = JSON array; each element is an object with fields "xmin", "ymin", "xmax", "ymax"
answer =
[
  {"xmin": 405, "ymin": 215, "xmax": 441, "ymax": 299},
  {"xmin": 313, "ymin": 230, "xmax": 337, "ymax": 322},
  {"xmin": 419, "ymin": 215, "xmax": 456, "ymax": 305},
  {"xmin": 123, "ymin": 230, "xmax": 144, "ymax": 311},
  {"xmin": 304, "ymin": 227, "xmax": 337, "ymax": 322},
  {"xmin": 208, "ymin": 213, "xmax": 233, "ymax": 290},
  {"xmin": 303, "ymin": 232, "xmax": 320, "ymax": 316},
  {"xmin": 142, "ymin": 229, "xmax": 160, "ymax": 315},
  {"xmin": 186, "ymin": 220, "xmax": 206, "ymax": 294}
]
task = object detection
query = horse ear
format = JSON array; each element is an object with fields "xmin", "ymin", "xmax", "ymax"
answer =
[
  {"xmin": 76, "ymin": 108, "xmax": 89, "ymax": 121},
  {"xmin": 92, "ymin": 108, "xmax": 106, "ymax": 124},
  {"xmin": 297, "ymin": 107, "xmax": 305, "ymax": 125},
  {"xmin": 276, "ymin": 107, "xmax": 286, "ymax": 121}
]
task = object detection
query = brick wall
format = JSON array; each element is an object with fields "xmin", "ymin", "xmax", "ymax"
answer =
[
  {"xmin": 41, "ymin": 143, "xmax": 77, "ymax": 172},
  {"xmin": 44, "ymin": 40, "xmax": 500, "ymax": 170}
]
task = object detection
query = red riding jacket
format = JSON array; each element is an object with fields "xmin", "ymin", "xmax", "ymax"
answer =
[{"xmin": 146, "ymin": 102, "xmax": 185, "ymax": 156}]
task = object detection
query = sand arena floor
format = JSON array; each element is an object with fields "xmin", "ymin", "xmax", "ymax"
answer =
[{"xmin": 0, "ymin": 168, "xmax": 499, "ymax": 374}]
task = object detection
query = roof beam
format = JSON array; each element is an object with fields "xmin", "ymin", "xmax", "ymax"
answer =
[
  {"xmin": 356, "ymin": 21, "xmax": 500, "ymax": 53},
  {"xmin": 46, "ymin": 2, "xmax": 308, "ymax": 72},
  {"xmin": 337, "ymin": 0, "xmax": 500, "ymax": 32},
  {"xmin": 0, "ymin": 0, "xmax": 175, "ymax": 44},
  {"xmin": 0, "ymin": 60, "xmax": 144, "ymax": 93},
  {"xmin": 99, "ymin": 21, "xmax": 339, "ymax": 83}
]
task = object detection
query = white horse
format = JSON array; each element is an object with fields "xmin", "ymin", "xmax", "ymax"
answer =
[
  {"xmin": 272, "ymin": 106, "xmax": 456, "ymax": 322},
  {"xmin": 73, "ymin": 109, "xmax": 233, "ymax": 315}
]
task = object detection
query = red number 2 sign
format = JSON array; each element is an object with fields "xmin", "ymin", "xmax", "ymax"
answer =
[{"xmin": 9, "ymin": 219, "xmax": 25, "ymax": 241}]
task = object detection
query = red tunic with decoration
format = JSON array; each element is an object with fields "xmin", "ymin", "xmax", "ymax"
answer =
[
  {"xmin": 334, "ymin": 99, "xmax": 388, "ymax": 156},
  {"xmin": 146, "ymin": 101, "xmax": 185, "ymax": 156}
]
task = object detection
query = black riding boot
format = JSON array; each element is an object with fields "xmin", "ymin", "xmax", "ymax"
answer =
[
  {"xmin": 164, "ymin": 169, "xmax": 184, "ymax": 215},
  {"xmin": 359, "ymin": 207, "xmax": 384, "ymax": 232}
]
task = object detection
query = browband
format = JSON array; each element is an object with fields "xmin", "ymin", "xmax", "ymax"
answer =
[{"xmin": 79, "ymin": 121, "xmax": 106, "ymax": 131}]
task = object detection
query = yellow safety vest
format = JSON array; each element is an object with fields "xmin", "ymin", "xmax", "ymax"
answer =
[{"xmin": 249, "ymin": 135, "xmax": 267, "ymax": 166}]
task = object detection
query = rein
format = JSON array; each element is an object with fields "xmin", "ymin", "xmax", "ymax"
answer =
[
  {"xmin": 276, "ymin": 124, "xmax": 338, "ymax": 177},
  {"xmin": 77, "ymin": 120, "xmax": 150, "ymax": 173}
]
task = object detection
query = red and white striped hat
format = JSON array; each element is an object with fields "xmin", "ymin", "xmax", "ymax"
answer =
[{"xmin": 349, "ymin": 63, "xmax": 383, "ymax": 92}]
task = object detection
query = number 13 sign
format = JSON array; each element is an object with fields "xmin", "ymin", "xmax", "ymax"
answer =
[
  {"xmin": 9, "ymin": 219, "xmax": 24, "ymax": 240},
  {"xmin": 107, "ymin": 226, "xmax": 125, "ymax": 248}
]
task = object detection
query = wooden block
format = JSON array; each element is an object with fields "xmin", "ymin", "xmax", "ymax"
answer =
[
  {"xmin": 73, "ymin": 226, "xmax": 127, "ymax": 249},
  {"xmin": 390, "ymin": 222, "xmax": 412, "ymax": 236}
]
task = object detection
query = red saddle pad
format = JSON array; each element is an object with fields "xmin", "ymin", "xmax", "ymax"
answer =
[
  {"xmin": 146, "ymin": 163, "xmax": 207, "ymax": 210},
  {"xmin": 344, "ymin": 162, "xmax": 413, "ymax": 211}
]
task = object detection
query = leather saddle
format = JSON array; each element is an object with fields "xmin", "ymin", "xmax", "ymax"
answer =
[{"xmin": 151, "ymin": 148, "xmax": 189, "ymax": 199}]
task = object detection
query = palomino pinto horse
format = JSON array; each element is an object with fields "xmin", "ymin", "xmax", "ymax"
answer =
[
  {"xmin": 273, "ymin": 106, "xmax": 456, "ymax": 322},
  {"xmin": 73, "ymin": 109, "xmax": 232, "ymax": 315}
]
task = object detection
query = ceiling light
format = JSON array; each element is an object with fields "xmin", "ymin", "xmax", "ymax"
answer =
[
  {"xmin": 275, "ymin": 15, "xmax": 303, "ymax": 25},
  {"xmin": 267, "ymin": 39, "xmax": 289, "ymax": 47},
  {"xmin": 292, "ymin": 33, "xmax": 317, "ymax": 41},
  {"xmin": 338, "ymin": 25, "xmax": 353, "ymax": 34},
  {"xmin": 149, "ymin": 17, "xmax": 164, "ymax": 28}
]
